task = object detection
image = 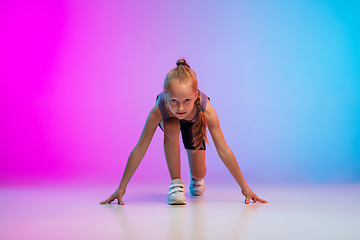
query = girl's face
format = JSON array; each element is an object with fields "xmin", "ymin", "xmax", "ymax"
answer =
[{"xmin": 166, "ymin": 82, "xmax": 197, "ymax": 120}]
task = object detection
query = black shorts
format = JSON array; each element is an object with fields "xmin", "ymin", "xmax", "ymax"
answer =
[{"xmin": 159, "ymin": 120, "xmax": 206, "ymax": 150}]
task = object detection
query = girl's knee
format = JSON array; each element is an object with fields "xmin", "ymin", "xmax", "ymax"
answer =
[{"xmin": 164, "ymin": 118, "xmax": 181, "ymax": 136}]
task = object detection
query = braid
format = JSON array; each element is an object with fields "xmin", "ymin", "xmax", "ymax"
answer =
[{"xmin": 192, "ymin": 90, "xmax": 209, "ymax": 151}]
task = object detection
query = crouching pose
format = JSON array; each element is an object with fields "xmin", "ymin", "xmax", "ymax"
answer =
[{"xmin": 100, "ymin": 59, "xmax": 267, "ymax": 205}]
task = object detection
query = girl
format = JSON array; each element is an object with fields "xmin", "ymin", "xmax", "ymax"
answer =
[{"xmin": 100, "ymin": 59, "xmax": 267, "ymax": 205}]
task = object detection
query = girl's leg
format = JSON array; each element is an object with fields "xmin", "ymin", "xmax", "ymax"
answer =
[
  {"xmin": 186, "ymin": 149, "xmax": 206, "ymax": 179},
  {"xmin": 163, "ymin": 118, "xmax": 181, "ymax": 180}
]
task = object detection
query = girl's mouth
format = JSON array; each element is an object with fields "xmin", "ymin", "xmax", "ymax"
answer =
[{"xmin": 177, "ymin": 112, "xmax": 186, "ymax": 115}]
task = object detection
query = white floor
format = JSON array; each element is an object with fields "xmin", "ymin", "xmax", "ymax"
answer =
[{"xmin": 1, "ymin": 183, "xmax": 359, "ymax": 240}]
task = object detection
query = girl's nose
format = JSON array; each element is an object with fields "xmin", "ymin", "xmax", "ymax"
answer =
[{"xmin": 178, "ymin": 103, "xmax": 184, "ymax": 111}]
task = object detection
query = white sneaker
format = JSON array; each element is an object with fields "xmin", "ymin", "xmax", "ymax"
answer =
[
  {"xmin": 189, "ymin": 178, "xmax": 205, "ymax": 196},
  {"xmin": 168, "ymin": 178, "xmax": 186, "ymax": 205}
]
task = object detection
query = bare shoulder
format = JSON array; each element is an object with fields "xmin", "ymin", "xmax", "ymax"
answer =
[
  {"xmin": 204, "ymin": 99, "xmax": 220, "ymax": 128},
  {"xmin": 147, "ymin": 101, "xmax": 163, "ymax": 125}
]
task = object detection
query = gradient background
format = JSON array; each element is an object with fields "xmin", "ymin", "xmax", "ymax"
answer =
[{"xmin": 1, "ymin": 0, "xmax": 359, "ymax": 186}]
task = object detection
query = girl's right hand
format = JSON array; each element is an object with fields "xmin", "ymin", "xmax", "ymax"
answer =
[{"xmin": 100, "ymin": 188, "xmax": 126, "ymax": 205}]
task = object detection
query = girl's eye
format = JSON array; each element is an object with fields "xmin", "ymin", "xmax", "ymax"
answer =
[
  {"xmin": 170, "ymin": 99, "xmax": 177, "ymax": 103},
  {"xmin": 184, "ymin": 99, "xmax": 191, "ymax": 102}
]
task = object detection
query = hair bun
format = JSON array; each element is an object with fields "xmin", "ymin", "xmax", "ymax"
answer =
[{"xmin": 176, "ymin": 59, "xmax": 190, "ymax": 68}]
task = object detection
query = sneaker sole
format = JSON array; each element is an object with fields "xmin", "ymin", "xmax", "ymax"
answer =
[
  {"xmin": 168, "ymin": 195, "xmax": 186, "ymax": 205},
  {"xmin": 168, "ymin": 200, "xmax": 186, "ymax": 205}
]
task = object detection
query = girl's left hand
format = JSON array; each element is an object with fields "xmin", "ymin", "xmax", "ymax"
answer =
[{"xmin": 241, "ymin": 187, "xmax": 267, "ymax": 204}]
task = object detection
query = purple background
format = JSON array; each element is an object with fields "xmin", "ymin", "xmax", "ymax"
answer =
[{"xmin": 1, "ymin": 0, "xmax": 359, "ymax": 186}]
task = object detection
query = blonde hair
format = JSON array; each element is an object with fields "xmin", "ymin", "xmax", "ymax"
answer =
[{"xmin": 164, "ymin": 59, "xmax": 209, "ymax": 151}]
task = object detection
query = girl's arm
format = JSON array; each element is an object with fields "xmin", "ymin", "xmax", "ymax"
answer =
[
  {"xmin": 205, "ymin": 101, "xmax": 267, "ymax": 204},
  {"xmin": 100, "ymin": 103, "xmax": 163, "ymax": 205}
]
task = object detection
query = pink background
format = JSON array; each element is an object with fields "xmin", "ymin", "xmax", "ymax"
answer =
[{"xmin": 1, "ymin": 0, "xmax": 359, "ymax": 186}]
